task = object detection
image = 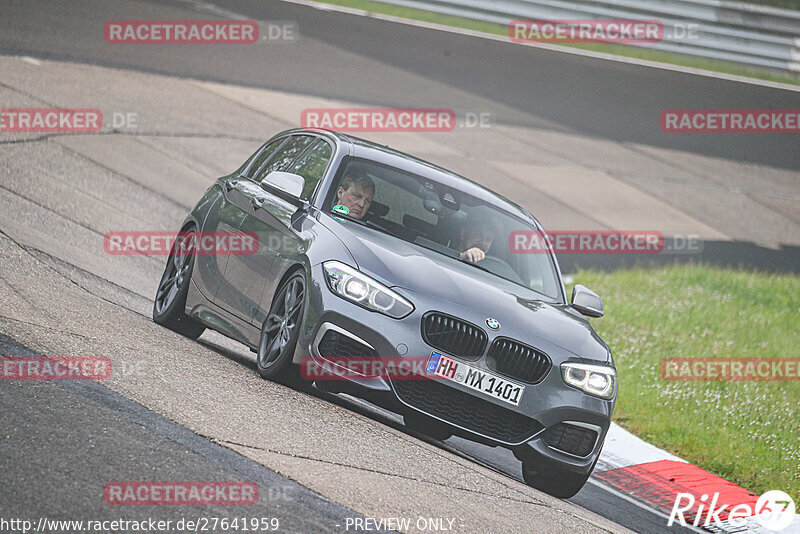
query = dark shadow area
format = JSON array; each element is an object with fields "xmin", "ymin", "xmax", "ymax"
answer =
[
  {"xmin": 196, "ymin": 337, "xmax": 259, "ymax": 371},
  {"xmin": 558, "ymin": 239, "xmax": 800, "ymax": 274}
]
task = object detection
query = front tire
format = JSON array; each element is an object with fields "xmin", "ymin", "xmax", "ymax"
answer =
[
  {"xmin": 153, "ymin": 228, "xmax": 205, "ymax": 339},
  {"xmin": 256, "ymin": 272, "xmax": 306, "ymax": 384}
]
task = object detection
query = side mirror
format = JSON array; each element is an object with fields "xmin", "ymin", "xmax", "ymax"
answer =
[
  {"xmin": 262, "ymin": 171, "xmax": 305, "ymax": 198},
  {"xmin": 571, "ymin": 284, "xmax": 603, "ymax": 318}
]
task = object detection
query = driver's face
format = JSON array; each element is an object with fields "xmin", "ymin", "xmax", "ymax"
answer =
[
  {"xmin": 461, "ymin": 227, "xmax": 495, "ymax": 253},
  {"xmin": 337, "ymin": 183, "xmax": 374, "ymax": 219}
]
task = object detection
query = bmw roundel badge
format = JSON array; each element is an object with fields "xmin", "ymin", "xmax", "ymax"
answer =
[{"xmin": 486, "ymin": 318, "xmax": 500, "ymax": 330}]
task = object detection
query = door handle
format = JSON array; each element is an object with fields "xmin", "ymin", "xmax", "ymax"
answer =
[
  {"xmin": 224, "ymin": 179, "xmax": 239, "ymax": 192},
  {"xmin": 250, "ymin": 197, "xmax": 264, "ymax": 210}
]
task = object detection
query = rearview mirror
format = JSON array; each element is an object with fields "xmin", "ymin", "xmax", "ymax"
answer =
[
  {"xmin": 571, "ymin": 284, "xmax": 603, "ymax": 318},
  {"xmin": 261, "ymin": 171, "xmax": 305, "ymax": 198}
]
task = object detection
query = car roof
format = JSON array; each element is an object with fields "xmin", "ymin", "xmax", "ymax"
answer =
[{"xmin": 285, "ymin": 128, "xmax": 537, "ymax": 224}]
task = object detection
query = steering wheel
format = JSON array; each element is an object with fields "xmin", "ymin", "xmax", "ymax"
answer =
[{"xmin": 475, "ymin": 255, "xmax": 523, "ymax": 284}]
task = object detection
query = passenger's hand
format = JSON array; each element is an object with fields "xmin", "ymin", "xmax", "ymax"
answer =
[{"xmin": 459, "ymin": 247, "xmax": 485, "ymax": 263}]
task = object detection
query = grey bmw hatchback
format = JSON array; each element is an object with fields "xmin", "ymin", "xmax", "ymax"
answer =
[{"xmin": 153, "ymin": 128, "xmax": 617, "ymax": 498}]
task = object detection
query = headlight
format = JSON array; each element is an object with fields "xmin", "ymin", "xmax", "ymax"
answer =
[
  {"xmin": 323, "ymin": 261, "xmax": 414, "ymax": 319},
  {"xmin": 561, "ymin": 362, "xmax": 616, "ymax": 400}
]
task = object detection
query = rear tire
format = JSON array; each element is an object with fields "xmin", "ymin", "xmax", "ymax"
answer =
[
  {"xmin": 153, "ymin": 228, "xmax": 205, "ymax": 339},
  {"xmin": 256, "ymin": 272, "xmax": 306, "ymax": 386}
]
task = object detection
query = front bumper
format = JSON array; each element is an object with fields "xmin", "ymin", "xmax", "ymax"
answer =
[{"xmin": 296, "ymin": 263, "xmax": 614, "ymax": 474}]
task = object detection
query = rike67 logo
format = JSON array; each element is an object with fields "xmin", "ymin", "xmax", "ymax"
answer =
[{"xmin": 669, "ymin": 490, "xmax": 796, "ymax": 531}]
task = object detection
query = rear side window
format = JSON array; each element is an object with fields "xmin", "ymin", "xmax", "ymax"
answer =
[
  {"xmin": 253, "ymin": 135, "xmax": 314, "ymax": 181},
  {"xmin": 244, "ymin": 138, "xmax": 286, "ymax": 180},
  {"xmin": 288, "ymin": 139, "xmax": 333, "ymax": 200}
]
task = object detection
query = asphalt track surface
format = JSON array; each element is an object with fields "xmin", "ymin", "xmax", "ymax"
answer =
[
  {"xmin": 0, "ymin": 334, "xmax": 367, "ymax": 534},
  {"xmin": 2, "ymin": 0, "xmax": 798, "ymax": 170},
  {"xmin": 0, "ymin": 0, "xmax": 796, "ymax": 533}
]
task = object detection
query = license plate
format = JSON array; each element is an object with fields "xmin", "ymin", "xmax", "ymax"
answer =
[{"xmin": 425, "ymin": 351, "xmax": 525, "ymax": 406}]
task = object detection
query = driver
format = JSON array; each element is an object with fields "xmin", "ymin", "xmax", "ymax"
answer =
[
  {"xmin": 457, "ymin": 214, "xmax": 498, "ymax": 263},
  {"xmin": 335, "ymin": 171, "xmax": 375, "ymax": 220}
]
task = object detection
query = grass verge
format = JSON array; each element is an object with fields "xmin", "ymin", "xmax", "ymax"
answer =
[
  {"xmin": 566, "ymin": 265, "xmax": 800, "ymax": 497},
  {"xmin": 313, "ymin": 0, "xmax": 800, "ymax": 86}
]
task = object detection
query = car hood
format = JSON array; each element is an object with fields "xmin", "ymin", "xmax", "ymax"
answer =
[{"xmin": 321, "ymin": 217, "xmax": 610, "ymax": 362}]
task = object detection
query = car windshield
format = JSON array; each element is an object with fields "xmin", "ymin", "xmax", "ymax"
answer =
[{"xmin": 325, "ymin": 157, "xmax": 563, "ymax": 300}]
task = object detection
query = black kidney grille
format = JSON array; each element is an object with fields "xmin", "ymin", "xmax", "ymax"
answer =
[
  {"xmin": 486, "ymin": 338, "xmax": 551, "ymax": 384},
  {"xmin": 421, "ymin": 313, "xmax": 487, "ymax": 361},
  {"xmin": 543, "ymin": 423, "xmax": 598, "ymax": 457},
  {"xmin": 318, "ymin": 330, "xmax": 376, "ymax": 359},
  {"xmin": 393, "ymin": 378, "xmax": 542, "ymax": 444}
]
